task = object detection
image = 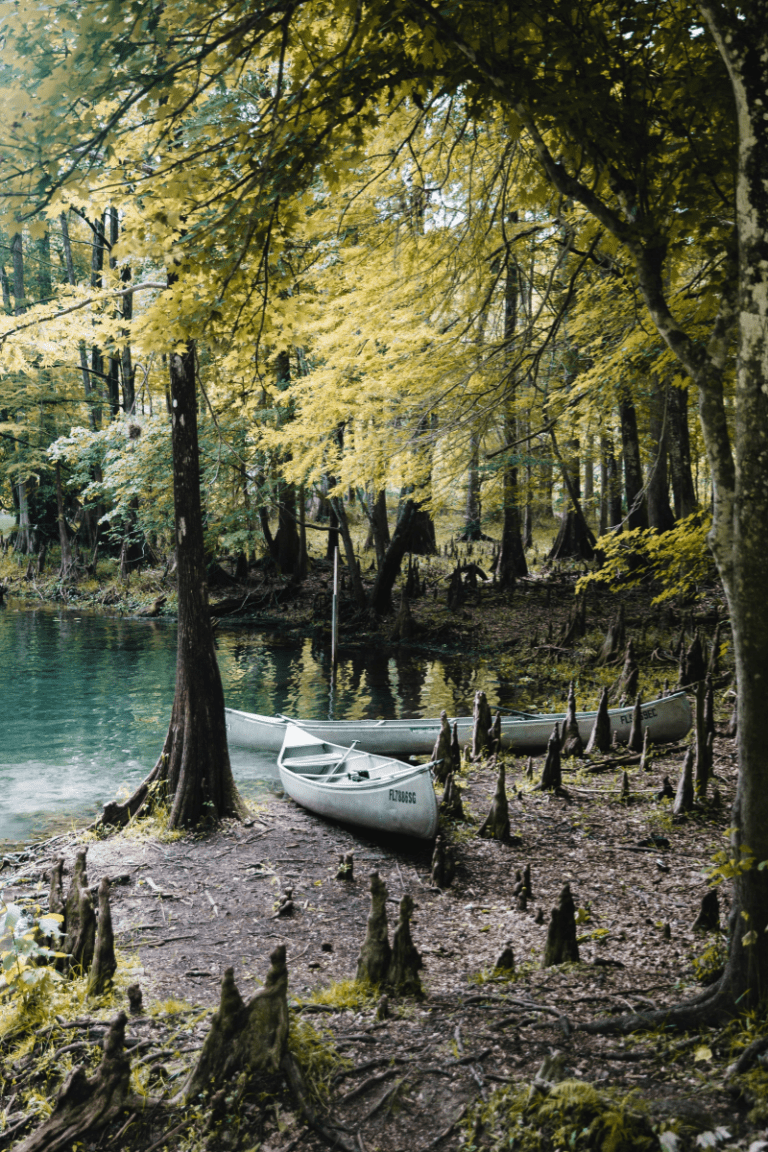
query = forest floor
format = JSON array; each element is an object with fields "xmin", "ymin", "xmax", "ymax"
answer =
[
  {"xmin": 2, "ymin": 523, "xmax": 766, "ymax": 1152},
  {"xmin": 1, "ymin": 717, "xmax": 762, "ymax": 1152}
]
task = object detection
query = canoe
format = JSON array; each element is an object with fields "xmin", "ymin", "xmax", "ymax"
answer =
[
  {"xmin": 277, "ymin": 724, "xmax": 439, "ymax": 840},
  {"xmin": 226, "ymin": 690, "xmax": 691, "ymax": 757}
]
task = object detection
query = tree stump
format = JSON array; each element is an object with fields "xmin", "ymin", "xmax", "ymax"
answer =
[
  {"xmin": 523, "ymin": 864, "xmax": 532, "ymax": 898},
  {"xmin": 48, "ymin": 859, "xmax": 65, "ymax": 918},
  {"xmin": 673, "ymin": 747, "xmax": 695, "ymax": 815},
  {"xmin": 478, "ymin": 762, "xmax": 510, "ymax": 841},
  {"xmin": 14, "ymin": 1013, "xmax": 144, "ymax": 1152},
  {"xmin": 538, "ymin": 725, "xmax": 562, "ymax": 791},
  {"xmin": 620, "ymin": 771, "xmax": 630, "ymax": 802},
  {"xmin": 431, "ymin": 832, "xmax": 456, "ymax": 889},
  {"xmin": 88, "ymin": 878, "xmax": 116, "ymax": 997},
  {"xmin": 335, "ymin": 852, "xmax": 354, "ymax": 881},
  {"xmin": 388, "ymin": 894, "xmax": 423, "ymax": 997},
  {"xmin": 181, "ymin": 947, "xmax": 289, "ymax": 1102},
  {"xmin": 440, "ymin": 772, "xmax": 465, "ymax": 821},
  {"xmin": 431, "ymin": 711, "xmax": 452, "ymax": 784},
  {"xmin": 627, "ymin": 692, "xmax": 644, "ymax": 753},
  {"xmin": 585, "ymin": 688, "xmax": 611, "ymax": 754},
  {"xmin": 356, "ymin": 872, "xmax": 391, "ymax": 985},
  {"xmin": 693, "ymin": 680, "xmax": 711, "ymax": 799},
  {"xmin": 693, "ymin": 890, "xmax": 720, "ymax": 932},
  {"xmin": 543, "ymin": 883, "xmax": 580, "ymax": 967},
  {"xmin": 471, "ymin": 691, "xmax": 493, "ymax": 760},
  {"xmin": 525, "ymin": 756, "xmax": 535, "ymax": 780},
  {"xmin": 597, "ymin": 604, "xmax": 626, "ymax": 665},
  {"xmin": 560, "ymin": 681, "xmax": 584, "ymax": 757}
]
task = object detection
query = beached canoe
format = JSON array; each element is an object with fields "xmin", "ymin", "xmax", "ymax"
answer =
[
  {"xmin": 277, "ymin": 724, "xmax": 439, "ymax": 839},
  {"xmin": 226, "ymin": 690, "xmax": 691, "ymax": 757}
]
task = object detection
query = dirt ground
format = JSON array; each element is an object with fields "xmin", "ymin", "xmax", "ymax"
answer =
[{"xmin": 1, "ymin": 714, "xmax": 761, "ymax": 1152}]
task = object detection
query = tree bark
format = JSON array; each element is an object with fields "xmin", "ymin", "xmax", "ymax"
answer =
[
  {"xmin": 618, "ymin": 392, "xmax": 649, "ymax": 530},
  {"xmin": 102, "ymin": 344, "xmax": 246, "ymax": 829},
  {"xmin": 666, "ymin": 383, "xmax": 698, "ymax": 519},
  {"xmin": 647, "ymin": 379, "xmax": 675, "ymax": 531},
  {"xmin": 55, "ymin": 461, "xmax": 73, "ymax": 578},
  {"xmin": 368, "ymin": 498, "xmax": 416, "ymax": 614}
]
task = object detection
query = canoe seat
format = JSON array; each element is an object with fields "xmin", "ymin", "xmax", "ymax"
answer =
[{"xmin": 282, "ymin": 753, "xmax": 341, "ymax": 772}]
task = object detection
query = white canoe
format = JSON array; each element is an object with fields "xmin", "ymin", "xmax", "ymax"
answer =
[
  {"xmin": 227, "ymin": 691, "xmax": 691, "ymax": 757},
  {"xmin": 277, "ymin": 725, "xmax": 439, "ymax": 840}
]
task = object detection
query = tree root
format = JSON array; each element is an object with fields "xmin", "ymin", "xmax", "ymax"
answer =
[
  {"xmin": 13, "ymin": 1013, "xmax": 157, "ymax": 1152},
  {"xmin": 578, "ymin": 979, "xmax": 736, "ymax": 1035}
]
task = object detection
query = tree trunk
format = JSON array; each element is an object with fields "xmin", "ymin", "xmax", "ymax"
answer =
[
  {"xmin": 55, "ymin": 461, "xmax": 73, "ymax": 578},
  {"xmin": 618, "ymin": 392, "xmax": 649, "ymax": 530},
  {"xmin": 60, "ymin": 213, "xmax": 99, "ymax": 432},
  {"xmin": 461, "ymin": 433, "xmax": 483, "ymax": 540},
  {"xmin": 368, "ymin": 498, "xmax": 416, "ymax": 615},
  {"xmin": 274, "ymin": 481, "xmax": 300, "ymax": 575},
  {"xmin": 667, "ymin": 384, "xmax": 697, "ymax": 519},
  {"xmin": 329, "ymin": 495, "xmax": 367, "ymax": 609},
  {"xmin": 647, "ymin": 379, "xmax": 675, "ymax": 531},
  {"xmin": 362, "ymin": 487, "xmax": 390, "ymax": 570},
  {"xmin": 102, "ymin": 344, "xmax": 246, "ymax": 829}
]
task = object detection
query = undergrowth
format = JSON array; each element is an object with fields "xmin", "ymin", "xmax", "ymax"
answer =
[{"xmin": 464, "ymin": 1079, "xmax": 658, "ymax": 1152}]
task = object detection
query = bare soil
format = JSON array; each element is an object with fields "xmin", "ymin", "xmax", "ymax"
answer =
[{"xmin": 1, "ymin": 718, "xmax": 757, "ymax": 1152}]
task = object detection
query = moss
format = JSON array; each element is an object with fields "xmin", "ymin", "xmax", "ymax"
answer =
[
  {"xmin": 300, "ymin": 977, "xmax": 379, "ymax": 1012},
  {"xmin": 287, "ymin": 1017, "xmax": 351, "ymax": 1106},
  {"xmin": 465, "ymin": 1079, "xmax": 657, "ymax": 1152}
]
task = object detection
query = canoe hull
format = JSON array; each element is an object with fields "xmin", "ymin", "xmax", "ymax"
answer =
[
  {"xmin": 227, "ymin": 691, "xmax": 691, "ymax": 756},
  {"xmin": 277, "ymin": 728, "xmax": 439, "ymax": 839}
]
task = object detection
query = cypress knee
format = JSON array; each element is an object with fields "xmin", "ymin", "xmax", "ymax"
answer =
[
  {"xmin": 431, "ymin": 711, "xmax": 452, "ymax": 784},
  {"xmin": 543, "ymin": 883, "xmax": 580, "ymax": 966},
  {"xmin": 471, "ymin": 691, "xmax": 493, "ymax": 760},
  {"xmin": 356, "ymin": 872, "xmax": 391, "ymax": 985},
  {"xmin": 387, "ymin": 894, "xmax": 423, "ymax": 997},
  {"xmin": 585, "ymin": 688, "xmax": 611, "ymax": 754},
  {"xmin": 88, "ymin": 878, "xmax": 117, "ymax": 997},
  {"xmin": 627, "ymin": 692, "xmax": 644, "ymax": 753},
  {"xmin": 560, "ymin": 682, "xmax": 584, "ymax": 757},
  {"xmin": 673, "ymin": 747, "xmax": 695, "ymax": 815},
  {"xmin": 539, "ymin": 725, "xmax": 562, "ymax": 791},
  {"xmin": 478, "ymin": 762, "xmax": 510, "ymax": 840}
]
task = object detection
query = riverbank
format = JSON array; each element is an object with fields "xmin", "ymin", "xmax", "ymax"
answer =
[{"xmin": 1, "ymin": 723, "xmax": 763, "ymax": 1152}]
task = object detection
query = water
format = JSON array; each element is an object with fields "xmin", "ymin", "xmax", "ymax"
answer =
[{"xmin": 0, "ymin": 603, "xmax": 507, "ymax": 847}]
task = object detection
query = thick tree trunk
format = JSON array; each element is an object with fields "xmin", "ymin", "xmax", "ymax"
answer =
[
  {"xmin": 102, "ymin": 344, "xmax": 245, "ymax": 829},
  {"xmin": 667, "ymin": 384, "xmax": 697, "ymax": 518},
  {"xmin": 497, "ymin": 416, "xmax": 528, "ymax": 585},
  {"xmin": 362, "ymin": 487, "xmax": 390, "ymax": 569},
  {"xmin": 368, "ymin": 498, "xmax": 415, "ymax": 614},
  {"xmin": 274, "ymin": 481, "xmax": 300, "ymax": 574},
  {"xmin": 618, "ymin": 392, "xmax": 649, "ymax": 530}
]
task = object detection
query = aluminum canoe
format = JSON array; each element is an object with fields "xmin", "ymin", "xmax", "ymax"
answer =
[
  {"xmin": 277, "ymin": 724, "xmax": 439, "ymax": 840},
  {"xmin": 226, "ymin": 690, "xmax": 691, "ymax": 757}
]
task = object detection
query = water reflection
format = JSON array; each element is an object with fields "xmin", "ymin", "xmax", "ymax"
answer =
[{"xmin": 0, "ymin": 604, "xmax": 510, "ymax": 846}]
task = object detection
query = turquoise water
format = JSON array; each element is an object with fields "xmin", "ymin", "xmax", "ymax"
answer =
[{"xmin": 0, "ymin": 603, "xmax": 507, "ymax": 846}]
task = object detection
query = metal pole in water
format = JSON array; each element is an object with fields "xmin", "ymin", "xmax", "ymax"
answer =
[{"xmin": 331, "ymin": 545, "xmax": 339, "ymax": 670}]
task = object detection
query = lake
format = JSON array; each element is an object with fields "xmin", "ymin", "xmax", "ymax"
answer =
[{"xmin": 0, "ymin": 602, "xmax": 506, "ymax": 847}]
